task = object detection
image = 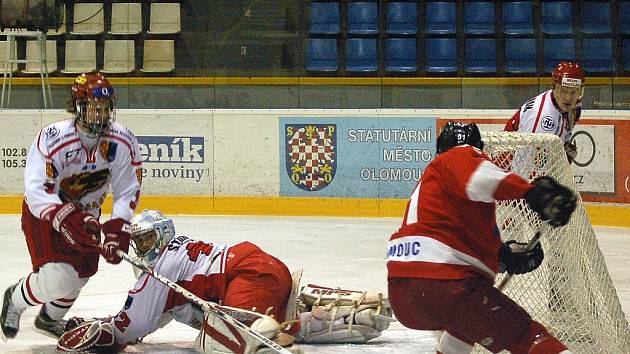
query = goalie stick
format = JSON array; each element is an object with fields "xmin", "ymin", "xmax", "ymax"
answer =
[
  {"xmin": 497, "ymin": 221, "xmax": 551, "ymax": 291},
  {"xmin": 110, "ymin": 249, "xmax": 294, "ymax": 354}
]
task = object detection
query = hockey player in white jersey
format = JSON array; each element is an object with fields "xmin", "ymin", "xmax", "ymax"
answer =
[
  {"xmin": 56, "ymin": 210, "xmax": 394, "ymax": 353},
  {"xmin": 0, "ymin": 72, "xmax": 142, "ymax": 340},
  {"xmin": 504, "ymin": 61, "xmax": 584, "ymax": 164}
]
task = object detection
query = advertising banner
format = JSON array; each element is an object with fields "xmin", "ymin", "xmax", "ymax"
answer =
[
  {"xmin": 279, "ymin": 117, "xmax": 436, "ymax": 198},
  {"xmin": 117, "ymin": 111, "xmax": 214, "ymax": 195}
]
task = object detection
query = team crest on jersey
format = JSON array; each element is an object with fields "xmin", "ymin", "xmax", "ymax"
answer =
[
  {"xmin": 540, "ymin": 116, "xmax": 557, "ymax": 132},
  {"xmin": 99, "ymin": 141, "xmax": 118, "ymax": 162},
  {"xmin": 285, "ymin": 124, "xmax": 336, "ymax": 191},
  {"xmin": 59, "ymin": 169, "xmax": 110, "ymax": 201}
]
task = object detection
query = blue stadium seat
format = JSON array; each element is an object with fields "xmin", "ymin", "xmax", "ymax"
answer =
[
  {"xmin": 387, "ymin": 2, "xmax": 418, "ymax": 35},
  {"xmin": 385, "ymin": 38, "xmax": 417, "ymax": 72},
  {"xmin": 426, "ymin": 2, "xmax": 456, "ymax": 34},
  {"xmin": 582, "ymin": 39, "xmax": 614, "ymax": 73},
  {"xmin": 624, "ymin": 40, "xmax": 630, "ymax": 72},
  {"xmin": 465, "ymin": 39, "xmax": 496, "ymax": 73},
  {"xmin": 544, "ymin": 38, "xmax": 575, "ymax": 73},
  {"xmin": 306, "ymin": 38, "xmax": 338, "ymax": 71},
  {"xmin": 464, "ymin": 2, "xmax": 495, "ymax": 35},
  {"xmin": 505, "ymin": 38, "xmax": 536, "ymax": 73},
  {"xmin": 580, "ymin": 2, "xmax": 610, "ymax": 34},
  {"xmin": 503, "ymin": 2, "xmax": 533, "ymax": 35},
  {"xmin": 309, "ymin": 2, "xmax": 340, "ymax": 34},
  {"xmin": 346, "ymin": 38, "xmax": 377, "ymax": 72},
  {"xmin": 542, "ymin": 2, "xmax": 572, "ymax": 35},
  {"xmin": 426, "ymin": 38, "xmax": 457, "ymax": 73},
  {"xmin": 620, "ymin": 2, "xmax": 630, "ymax": 34},
  {"xmin": 348, "ymin": 2, "xmax": 378, "ymax": 35}
]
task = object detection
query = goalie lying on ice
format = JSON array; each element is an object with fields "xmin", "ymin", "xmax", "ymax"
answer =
[{"xmin": 56, "ymin": 209, "xmax": 394, "ymax": 353}]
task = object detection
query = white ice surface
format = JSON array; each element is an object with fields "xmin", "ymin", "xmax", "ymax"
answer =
[{"xmin": 0, "ymin": 215, "xmax": 628, "ymax": 353}]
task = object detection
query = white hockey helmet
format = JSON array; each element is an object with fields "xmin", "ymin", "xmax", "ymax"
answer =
[{"xmin": 130, "ymin": 209, "xmax": 175, "ymax": 267}]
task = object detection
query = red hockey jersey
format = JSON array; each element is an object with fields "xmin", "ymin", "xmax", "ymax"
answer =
[{"xmin": 387, "ymin": 145, "xmax": 533, "ymax": 282}]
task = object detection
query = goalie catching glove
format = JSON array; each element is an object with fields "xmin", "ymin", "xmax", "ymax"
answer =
[
  {"xmin": 57, "ymin": 319, "xmax": 124, "ymax": 353},
  {"xmin": 525, "ymin": 176, "xmax": 577, "ymax": 227},
  {"xmin": 49, "ymin": 203, "xmax": 101, "ymax": 252},
  {"xmin": 499, "ymin": 240, "xmax": 544, "ymax": 275},
  {"xmin": 296, "ymin": 284, "xmax": 395, "ymax": 344}
]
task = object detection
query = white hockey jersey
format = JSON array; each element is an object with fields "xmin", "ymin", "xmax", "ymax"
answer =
[
  {"xmin": 111, "ymin": 236, "xmax": 261, "ymax": 344},
  {"xmin": 24, "ymin": 118, "xmax": 142, "ymax": 221},
  {"xmin": 504, "ymin": 89, "xmax": 582, "ymax": 144}
]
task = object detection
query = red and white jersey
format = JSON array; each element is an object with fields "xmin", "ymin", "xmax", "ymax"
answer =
[
  {"xmin": 386, "ymin": 145, "xmax": 533, "ymax": 282},
  {"xmin": 110, "ymin": 236, "xmax": 261, "ymax": 344},
  {"xmin": 504, "ymin": 89, "xmax": 582, "ymax": 144},
  {"xmin": 24, "ymin": 118, "xmax": 142, "ymax": 221}
]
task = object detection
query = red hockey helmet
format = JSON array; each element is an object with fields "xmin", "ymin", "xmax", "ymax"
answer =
[
  {"xmin": 552, "ymin": 61, "xmax": 585, "ymax": 88},
  {"xmin": 70, "ymin": 72, "xmax": 116, "ymax": 137}
]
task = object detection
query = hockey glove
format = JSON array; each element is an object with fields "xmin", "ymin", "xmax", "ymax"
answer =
[
  {"xmin": 101, "ymin": 218, "xmax": 131, "ymax": 265},
  {"xmin": 50, "ymin": 203, "xmax": 101, "ymax": 252},
  {"xmin": 564, "ymin": 142, "xmax": 577, "ymax": 164},
  {"xmin": 525, "ymin": 176, "xmax": 577, "ymax": 227},
  {"xmin": 57, "ymin": 319, "xmax": 125, "ymax": 353},
  {"xmin": 498, "ymin": 240, "xmax": 544, "ymax": 275}
]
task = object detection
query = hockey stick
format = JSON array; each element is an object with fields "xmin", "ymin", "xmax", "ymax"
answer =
[
  {"xmin": 112, "ymin": 249, "xmax": 293, "ymax": 354},
  {"xmin": 497, "ymin": 221, "xmax": 551, "ymax": 291}
]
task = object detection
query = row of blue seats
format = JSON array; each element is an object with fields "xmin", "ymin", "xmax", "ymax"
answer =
[
  {"xmin": 307, "ymin": 38, "xmax": 630, "ymax": 73},
  {"xmin": 311, "ymin": 1, "xmax": 630, "ymax": 36}
]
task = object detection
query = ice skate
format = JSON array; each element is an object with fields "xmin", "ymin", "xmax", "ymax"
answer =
[
  {"xmin": 1, "ymin": 283, "xmax": 24, "ymax": 340},
  {"xmin": 34, "ymin": 305, "xmax": 66, "ymax": 339}
]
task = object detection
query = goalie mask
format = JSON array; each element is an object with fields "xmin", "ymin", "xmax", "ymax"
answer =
[
  {"xmin": 436, "ymin": 121, "xmax": 484, "ymax": 154},
  {"xmin": 130, "ymin": 209, "xmax": 175, "ymax": 267},
  {"xmin": 70, "ymin": 72, "xmax": 115, "ymax": 138}
]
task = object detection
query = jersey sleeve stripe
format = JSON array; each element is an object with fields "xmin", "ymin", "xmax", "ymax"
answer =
[{"xmin": 465, "ymin": 160, "xmax": 507, "ymax": 203}]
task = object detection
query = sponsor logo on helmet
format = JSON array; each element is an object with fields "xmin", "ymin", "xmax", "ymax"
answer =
[
  {"xmin": 137, "ymin": 136, "xmax": 204, "ymax": 163},
  {"xmin": 285, "ymin": 124, "xmax": 337, "ymax": 191},
  {"xmin": 562, "ymin": 77, "xmax": 581, "ymax": 87},
  {"xmin": 75, "ymin": 75, "xmax": 87, "ymax": 85},
  {"xmin": 541, "ymin": 116, "xmax": 557, "ymax": 132}
]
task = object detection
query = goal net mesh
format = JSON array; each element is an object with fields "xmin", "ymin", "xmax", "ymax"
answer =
[{"xmin": 471, "ymin": 131, "xmax": 630, "ymax": 354}]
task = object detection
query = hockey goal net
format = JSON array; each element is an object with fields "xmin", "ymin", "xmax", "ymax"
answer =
[{"xmin": 472, "ymin": 131, "xmax": 630, "ymax": 354}]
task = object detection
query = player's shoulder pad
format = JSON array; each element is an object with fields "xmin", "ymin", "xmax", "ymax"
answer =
[
  {"xmin": 107, "ymin": 122, "xmax": 139, "ymax": 146},
  {"xmin": 39, "ymin": 119, "xmax": 79, "ymax": 154}
]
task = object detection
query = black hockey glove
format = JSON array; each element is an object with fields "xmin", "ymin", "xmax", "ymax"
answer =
[
  {"xmin": 525, "ymin": 176, "xmax": 577, "ymax": 227},
  {"xmin": 498, "ymin": 240, "xmax": 544, "ymax": 275},
  {"xmin": 564, "ymin": 142, "xmax": 577, "ymax": 164}
]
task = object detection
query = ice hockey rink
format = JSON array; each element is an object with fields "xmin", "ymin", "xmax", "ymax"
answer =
[{"xmin": 0, "ymin": 214, "xmax": 628, "ymax": 354}]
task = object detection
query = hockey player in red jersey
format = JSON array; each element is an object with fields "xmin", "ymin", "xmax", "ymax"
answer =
[
  {"xmin": 0, "ymin": 72, "xmax": 142, "ymax": 340},
  {"xmin": 504, "ymin": 61, "xmax": 585, "ymax": 163},
  {"xmin": 57, "ymin": 210, "xmax": 393, "ymax": 353},
  {"xmin": 387, "ymin": 121, "xmax": 577, "ymax": 354}
]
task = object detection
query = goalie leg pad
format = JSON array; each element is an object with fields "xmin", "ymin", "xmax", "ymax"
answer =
[
  {"xmin": 296, "ymin": 284, "xmax": 395, "ymax": 344},
  {"xmin": 195, "ymin": 305, "xmax": 294, "ymax": 354},
  {"xmin": 56, "ymin": 320, "xmax": 119, "ymax": 353}
]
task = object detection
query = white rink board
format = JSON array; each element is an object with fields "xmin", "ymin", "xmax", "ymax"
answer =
[{"xmin": 1, "ymin": 109, "xmax": 629, "ymax": 197}]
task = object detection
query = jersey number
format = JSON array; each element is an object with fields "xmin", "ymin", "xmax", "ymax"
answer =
[{"xmin": 186, "ymin": 241, "xmax": 214, "ymax": 261}]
